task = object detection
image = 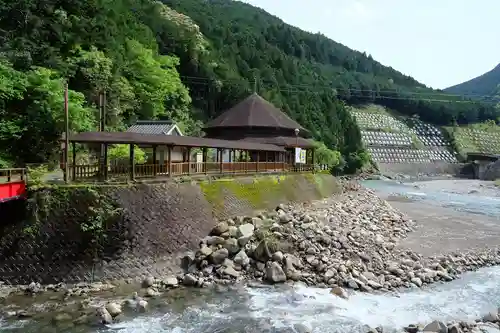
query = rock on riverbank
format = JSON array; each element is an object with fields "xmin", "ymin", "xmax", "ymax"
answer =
[{"xmin": 180, "ymin": 188, "xmax": 500, "ymax": 292}]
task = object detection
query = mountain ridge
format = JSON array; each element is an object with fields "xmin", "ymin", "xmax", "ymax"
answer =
[
  {"xmin": 0, "ymin": 0, "xmax": 498, "ymax": 170},
  {"xmin": 445, "ymin": 63, "xmax": 500, "ymax": 97}
]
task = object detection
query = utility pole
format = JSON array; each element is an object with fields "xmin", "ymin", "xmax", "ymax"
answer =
[
  {"xmin": 101, "ymin": 90, "xmax": 106, "ymax": 132},
  {"xmin": 64, "ymin": 83, "xmax": 69, "ymax": 183},
  {"xmin": 99, "ymin": 91, "xmax": 106, "ymax": 180}
]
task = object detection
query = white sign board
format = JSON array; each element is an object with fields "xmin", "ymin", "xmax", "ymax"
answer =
[{"xmin": 294, "ymin": 148, "xmax": 306, "ymax": 164}]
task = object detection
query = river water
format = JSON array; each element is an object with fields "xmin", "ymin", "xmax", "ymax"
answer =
[{"xmin": 3, "ymin": 179, "xmax": 500, "ymax": 333}]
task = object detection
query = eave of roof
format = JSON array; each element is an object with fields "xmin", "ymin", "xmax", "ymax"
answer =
[{"xmin": 64, "ymin": 132, "xmax": 285, "ymax": 152}]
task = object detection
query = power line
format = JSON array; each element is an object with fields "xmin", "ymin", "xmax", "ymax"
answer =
[{"xmin": 178, "ymin": 75, "xmax": 500, "ymax": 104}]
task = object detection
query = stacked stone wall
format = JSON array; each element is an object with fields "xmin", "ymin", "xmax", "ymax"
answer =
[{"xmin": 0, "ymin": 174, "xmax": 339, "ymax": 284}]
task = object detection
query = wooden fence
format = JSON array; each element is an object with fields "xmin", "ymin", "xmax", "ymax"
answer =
[
  {"xmin": 0, "ymin": 168, "xmax": 27, "ymax": 184},
  {"xmin": 68, "ymin": 161, "xmax": 314, "ymax": 181}
]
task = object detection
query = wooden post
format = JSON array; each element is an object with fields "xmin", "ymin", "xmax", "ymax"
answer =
[
  {"xmin": 63, "ymin": 83, "xmax": 69, "ymax": 183},
  {"xmin": 167, "ymin": 146, "xmax": 172, "ymax": 177},
  {"xmin": 187, "ymin": 148, "xmax": 191, "ymax": 175},
  {"xmin": 255, "ymin": 151, "xmax": 259, "ymax": 173},
  {"xmin": 103, "ymin": 143, "xmax": 108, "ymax": 180},
  {"xmin": 129, "ymin": 144, "xmax": 135, "ymax": 180},
  {"xmin": 219, "ymin": 149, "xmax": 223, "ymax": 174},
  {"xmin": 72, "ymin": 142, "xmax": 76, "ymax": 181},
  {"xmin": 203, "ymin": 148, "xmax": 208, "ymax": 174},
  {"xmin": 311, "ymin": 148, "xmax": 315, "ymax": 173},
  {"xmin": 245, "ymin": 150, "xmax": 249, "ymax": 173},
  {"xmin": 152, "ymin": 145, "xmax": 157, "ymax": 176}
]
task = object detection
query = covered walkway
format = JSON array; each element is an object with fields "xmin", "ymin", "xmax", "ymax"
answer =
[{"xmin": 64, "ymin": 132, "xmax": 314, "ymax": 181}]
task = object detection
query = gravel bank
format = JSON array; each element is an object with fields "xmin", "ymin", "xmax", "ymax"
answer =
[{"xmin": 179, "ymin": 186, "xmax": 500, "ymax": 293}]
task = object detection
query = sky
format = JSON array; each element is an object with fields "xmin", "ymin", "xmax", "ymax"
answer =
[{"xmin": 240, "ymin": 0, "xmax": 499, "ymax": 90}]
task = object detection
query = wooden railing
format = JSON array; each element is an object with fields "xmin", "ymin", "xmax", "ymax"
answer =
[
  {"xmin": 68, "ymin": 161, "xmax": 314, "ymax": 181},
  {"xmin": 0, "ymin": 168, "xmax": 26, "ymax": 184}
]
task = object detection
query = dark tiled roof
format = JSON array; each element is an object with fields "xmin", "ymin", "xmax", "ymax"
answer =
[
  {"xmin": 126, "ymin": 120, "xmax": 176, "ymax": 135},
  {"xmin": 66, "ymin": 132, "xmax": 285, "ymax": 152},
  {"xmin": 238, "ymin": 136, "xmax": 315, "ymax": 149},
  {"xmin": 204, "ymin": 93, "xmax": 307, "ymax": 132}
]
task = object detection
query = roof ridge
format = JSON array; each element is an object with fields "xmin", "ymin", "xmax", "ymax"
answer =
[{"xmin": 135, "ymin": 120, "xmax": 172, "ymax": 125}]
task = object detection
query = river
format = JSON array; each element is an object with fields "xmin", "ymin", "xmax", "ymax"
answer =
[{"xmin": 3, "ymin": 178, "xmax": 500, "ymax": 333}]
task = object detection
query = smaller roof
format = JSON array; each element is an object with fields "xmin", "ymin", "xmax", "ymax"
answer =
[
  {"xmin": 204, "ymin": 93, "xmax": 307, "ymax": 133},
  {"xmin": 126, "ymin": 120, "xmax": 177, "ymax": 135},
  {"xmin": 65, "ymin": 132, "xmax": 285, "ymax": 152}
]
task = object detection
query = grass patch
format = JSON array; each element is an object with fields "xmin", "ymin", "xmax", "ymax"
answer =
[
  {"xmin": 199, "ymin": 174, "xmax": 340, "ymax": 214},
  {"xmin": 445, "ymin": 123, "xmax": 500, "ymax": 158}
]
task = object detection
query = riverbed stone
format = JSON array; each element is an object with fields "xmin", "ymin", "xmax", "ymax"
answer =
[
  {"xmin": 234, "ymin": 250, "xmax": 250, "ymax": 266},
  {"xmin": 162, "ymin": 276, "xmax": 179, "ymax": 287},
  {"xmin": 423, "ymin": 320, "xmax": 448, "ymax": 332},
  {"xmin": 211, "ymin": 222, "xmax": 229, "ymax": 236},
  {"xmin": 210, "ymin": 248, "xmax": 229, "ymax": 264},
  {"xmin": 105, "ymin": 302, "xmax": 122, "ymax": 317},
  {"xmin": 265, "ymin": 262, "xmax": 286, "ymax": 283},
  {"xmin": 238, "ymin": 223, "xmax": 255, "ymax": 238},
  {"xmin": 183, "ymin": 274, "xmax": 198, "ymax": 286},
  {"xmin": 96, "ymin": 307, "xmax": 112, "ymax": 324},
  {"xmin": 199, "ymin": 245, "xmax": 213, "ymax": 257},
  {"xmin": 330, "ymin": 286, "xmax": 348, "ymax": 299},
  {"xmin": 223, "ymin": 238, "xmax": 240, "ymax": 255},
  {"xmin": 482, "ymin": 312, "xmax": 499, "ymax": 323},
  {"xmin": 142, "ymin": 276, "xmax": 155, "ymax": 288}
]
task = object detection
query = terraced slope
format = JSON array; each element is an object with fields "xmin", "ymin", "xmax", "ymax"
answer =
[
  {"xmin": 445, "ymin": 123, "xmax": 500, "ymax": 158},
  {"xmin": 351, "ymin": 105, "xmax": 458, "ymax": 165}
]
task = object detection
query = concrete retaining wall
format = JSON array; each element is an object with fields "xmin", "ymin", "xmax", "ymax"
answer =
[
  {"xmin": 377, "ymin": 162, "xmax": 464, "ymax": 177},
  {"xmin": 0, "ymin": 173, "xmax": 340, "ymax": 284}
]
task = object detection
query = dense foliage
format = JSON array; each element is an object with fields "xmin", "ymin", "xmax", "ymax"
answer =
[
  {"xmin": 161, "ymin": 0, "xmax": 499, "ymax": 125},
  {"xmin": 445, "ymin": 63, "xmax": 500, "ymax": 99},
  {"xmin": 0, "ymin": 0, "xmax": 496, "ymax": 172}
]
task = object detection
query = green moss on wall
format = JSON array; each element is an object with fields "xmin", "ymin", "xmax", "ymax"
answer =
[
  {"xmin": 24, "ymin": 185, "xmax": 122, "ymax": 242},
  {"xmin": 199, "ymin": 173, "xmax": 340, "ymax": 214}
]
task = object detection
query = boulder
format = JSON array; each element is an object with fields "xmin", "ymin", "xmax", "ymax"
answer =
[
  {"xmin": 423, "ymin": 320, "xmax": 447, "ymax": 333},
  {"xmin": 253, "ymin": 240, "xmax": 272, "ymax": 262},
  {"xmin": 105, "ymin": 302, "xmax": 122, "ymax": 317},
  {"xmin": 211, "ymin": 222, "xmax": 229, "ymax": 236},
  {"xmin": 330, "ymin": 286, "xmax": 348, "ymax": 299},
  {"xmin": 234, "ymin": 250, "xmax": 250, "ymax": 266},
  {"xmin": 265, "ymin": 262, "xmax": 287, "ymax": 283},
  {"xmin": 96, "ymin": 307, "xmax": 112, "ymax": 324},
  {"xmin": 210, "ymin": 248, "xmax": 229, "ymax": 265},
  {"xmin": 238, "ymin": 223, "xmax": 255, "ymax": 238}
]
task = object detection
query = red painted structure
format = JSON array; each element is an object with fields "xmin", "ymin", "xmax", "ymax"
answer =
[
  {"xmin": 0, "ymin": 169, "xmax": 27, "ymax": 202},
  {"xmin": 0, "ymin": 181, "xmax": 26, "ymax": 202}
]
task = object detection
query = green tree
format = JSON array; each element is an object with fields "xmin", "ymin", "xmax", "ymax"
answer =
[
  {"xmin": 312, "ymin": 141, "xmax": 341, "ymax": 167},
  {"xmin": 121, "ymin": 39, "xmax": 191, "ymax": 123},
  {"xmin": 0, "ymin": 62, "xmax": 95, "ymax": 164},
  {"xmin": 108, "ymin": 144, "xmax": 146, "ymax": 164}
]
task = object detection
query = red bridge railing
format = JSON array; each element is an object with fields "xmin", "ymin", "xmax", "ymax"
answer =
[{"xmin": 0, "ymin": 168, "xmax": 27, "ymax": 202}]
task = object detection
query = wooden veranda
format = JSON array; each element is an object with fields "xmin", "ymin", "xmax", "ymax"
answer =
[{"xmin": 63, "ymin": 132, "xmax": 315, "ymax": 182}]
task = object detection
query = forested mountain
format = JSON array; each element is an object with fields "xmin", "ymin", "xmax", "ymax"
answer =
[
  {"xmin": 0, "ymin": 0, "xmax": 497, "ymax": 171},
  {"xmin": 445, "ymin": 63, "xmax": 500, "ymax": 99}
]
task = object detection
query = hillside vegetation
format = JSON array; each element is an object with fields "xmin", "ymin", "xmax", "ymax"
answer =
[
  {"xmin": 445, "ymin": 63, "xmax": 500, "ymax": 98},
  {"xmin": 0, "ymin": 0, "xmax": 497, "ymax": 172}
]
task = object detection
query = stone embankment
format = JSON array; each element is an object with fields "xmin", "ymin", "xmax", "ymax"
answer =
[
  {"xmin": 179, "ymin": 187, "xmax": 500, "ymax": 293},
  {"xmin": 3, "ymin": 181, "xmax": 500, "ymax": 332}
]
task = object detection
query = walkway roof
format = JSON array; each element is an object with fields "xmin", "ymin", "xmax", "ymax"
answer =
[{"xmin": 65, "ymin": 131, "xmax": 286, "ymax": 152}]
